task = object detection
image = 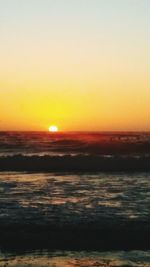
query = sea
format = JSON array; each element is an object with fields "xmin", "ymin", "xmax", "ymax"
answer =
[{"xmin": 0, "ymin": 131, "xmax": 150, "ymax": 266}]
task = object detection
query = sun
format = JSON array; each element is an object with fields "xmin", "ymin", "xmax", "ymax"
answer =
[{"xmin": 48, "ymin": 125, "xmax": 58, "ymax": 132}]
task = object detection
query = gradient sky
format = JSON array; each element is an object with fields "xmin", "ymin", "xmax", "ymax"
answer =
[{"xmin": 0, "ymin": 0, "xmax": 150, "ymax": 131}]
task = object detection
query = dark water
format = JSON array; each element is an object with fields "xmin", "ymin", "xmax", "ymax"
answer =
[
  {"xmin": 0, "ymin": 131, "xmax": 150, "ymax": 156},
  {"xmin": 0, "ymin": 132, "xmax": 150, "ymax": 265},
  {"xmin": 0, "ymin": 171, "xmax": 150, "ymax": 265},
  {"xmin": 0, "ymin": 172, "xmax": 149, "ymax": 224}
]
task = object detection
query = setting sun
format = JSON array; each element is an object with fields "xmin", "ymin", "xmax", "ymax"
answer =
[{"xmin": 48, "ymin": 126, "xmax": 58, "ymax": 132}]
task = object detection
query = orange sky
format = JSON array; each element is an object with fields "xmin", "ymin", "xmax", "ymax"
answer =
[{"xmin": 0, "ymin": 0, "xmax": 150, "ymax": 131}]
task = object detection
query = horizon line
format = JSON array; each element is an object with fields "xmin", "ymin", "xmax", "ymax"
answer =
[{"xmin": 0, "ymin": 130, "xmax": 150, "ymax": 133}]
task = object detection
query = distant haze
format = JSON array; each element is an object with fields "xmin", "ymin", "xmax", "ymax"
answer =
[{"xmin": 0, "ymin": 0, "xmax": 150, "ymax": 131}]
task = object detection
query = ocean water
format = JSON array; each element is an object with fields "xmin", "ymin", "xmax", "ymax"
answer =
[
  {"xmin": 0, "ymin": 172, "xmax": 149, "ymax": 225},
  {"xmin": 0, "ymin": 132, "xmax": 150, "ymax": 265},
  {"xmin": 0, "ymin": 131, "xmax": 150, "ymax": 156},
  {"xmin": 0, "ymin": 171, "xmax": 150, "ymax": 265}
]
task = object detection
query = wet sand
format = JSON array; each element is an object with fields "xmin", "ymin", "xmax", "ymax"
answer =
[{"xmin": 0, "ymin": 250, "xmax": 150, "ymax": 267}]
